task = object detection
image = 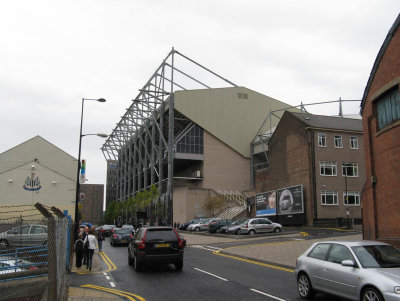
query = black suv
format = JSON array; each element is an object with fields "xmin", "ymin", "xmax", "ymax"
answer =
[{"xmin": 128, "ymin": 226, "xmax": 185, "ymax": 271}]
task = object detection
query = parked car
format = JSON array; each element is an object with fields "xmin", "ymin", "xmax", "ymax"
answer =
[
  {"xmin": 296, "ymin": 240, "xmax": 400, "ymax": 301},
  {"xmin": 0, "ymin": 224, "xmax": 48, "ymax": 248},
  {"xmin": 110, "ymin": 229, "xmax": 134, "ymax": 246},
  {"xmin": 0, "ymin": 256, "xmax": 38, "ymax": 275},
  {"xmin": 179, "ymin": 218, "xmax": 202, "ymax": 230},
  {"xmin": 208, "ymin": 219, "xmax": 232, "ymax": 233},
  {"xmin": 187, "ymin": 219, "xmax": 207, "ymax": 232},
  {"xmin": 240, "ymin": 218, "xmax": 282, "ymax": 235},
  {"xmin": 99, "ymin": 225, "xmax": 114, "ymax": 237},
  {"xmin": 128, "ymin": 226, "xmax": 185, "ymax": 272},
  {"xmin": 221, "ymin": 218, "xmax": 249, "ymax": 235}
]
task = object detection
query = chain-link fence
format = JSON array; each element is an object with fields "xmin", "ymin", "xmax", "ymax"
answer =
[{"xmin": 0, "ymin": 203, "xmax": 70, "ymax": 301}]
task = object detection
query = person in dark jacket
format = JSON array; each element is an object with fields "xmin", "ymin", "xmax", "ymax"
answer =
[
  {"xmin": 74, "ymin": 233, "xmax": 84, "ymax": 268},
  {"xmin": 97, "ymin": 228, "xmax": 104, "ymax": 251}
]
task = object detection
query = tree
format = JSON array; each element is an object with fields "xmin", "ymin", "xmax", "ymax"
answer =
[{"xmin": 202, "ymin": 196, "xmax": 225, "ymax": 216}]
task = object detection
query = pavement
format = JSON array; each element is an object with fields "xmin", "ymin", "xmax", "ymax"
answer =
[{"xmin": 67, "ymin": 229, "xmax": 363, "ymax": 300}]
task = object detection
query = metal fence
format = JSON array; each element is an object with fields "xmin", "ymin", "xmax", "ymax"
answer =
[{"xmin": 0, "ymin": 203, "xmax": 70, "ymax": 301}]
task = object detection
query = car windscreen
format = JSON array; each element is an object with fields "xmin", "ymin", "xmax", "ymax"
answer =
[
  {"xmin": 146, "ymin": 229, "xmax": 177, "ymax": 242},
  {"xmin": 352, "ymin": 245, "xmax": 400, "ymax": 268},
  {"xmin": 114, "ymin": 229, "xmax": 131, "ymax": 234}
]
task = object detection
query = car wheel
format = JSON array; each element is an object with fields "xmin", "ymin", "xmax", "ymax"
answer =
[
  {"xmin": 0, "ymin": 239, "xmax": 9, "ymax": 249},
  {"xmin": 274, "ymin": 227, "xmax": 282, "ymax": 233},
  {"xmin": 297, "ymin": 273, "xmax": 314, "ymax": 299},
  {"xmin": 235, "ymin": 229, "xmax": 240, "ymax": 235},
  {"xmin": 128, "ymin": 254, "xmax": 133, "ymax": 266},
  {"xmin": 216, "ymin": 228, "xmax": 220, "ymax": 233},
  {"xmin": 362, "ymin": 287, "xmax": 383, "ymax": 301},
  {"xmin": 134, "ymin": 255, "xmax": 142, "ymax": 272},
  {"xmin": 195, "ymin": 227, "xmax": 200, "ymax": 232},
  {"xmin": 175, "ymin": 260, "xmax": 183, "ymax": 271},
  {"xmin": 249, "ymin": 229, "xmax": 255, "ymax": 235}
]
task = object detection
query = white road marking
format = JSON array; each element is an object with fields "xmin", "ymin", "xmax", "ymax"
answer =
[
  {"xmin": 250, "ymin": 288, "xmax": 286, "ymax": 301},
  {"xmin": 110, "ymin": 282, "xmax": 115, "ymax": 287},
  {"xmin": 191, "ymin": 245, "xmax": 223, "ymax": 252},
  {"xmin": 194, "ymin": 268, "xmax": 228, "ymax": 281},
  {"xmin": 106, "ymin": 276, "xmax": 110, "ymax": 280},
  {"xmin": 103, "ymin": 272, "xmax": 107, "ymax": 275}
]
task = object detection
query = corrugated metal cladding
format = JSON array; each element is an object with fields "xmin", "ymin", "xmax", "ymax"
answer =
[{"xmin": 174, "ymin": 86, "xmax": 294, "ymax": 158}]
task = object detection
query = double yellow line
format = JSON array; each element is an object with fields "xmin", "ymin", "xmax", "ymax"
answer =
[
  {"xmin": 76, "ymin": 251, "xmax": 117, "ymax": 274},
  {"xmin": 81, "ymin": 284, "xmax": 146, "ymax": 301}
]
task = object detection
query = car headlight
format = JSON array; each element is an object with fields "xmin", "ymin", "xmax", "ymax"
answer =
[{"xmin": 394, "ymin": 287, "xmax": 400, "ymax": 294}]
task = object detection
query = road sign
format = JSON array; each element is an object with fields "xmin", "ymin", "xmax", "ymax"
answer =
[{"xmin": 80, "ymin": 192, "xmax": 85, "ymax": 201}]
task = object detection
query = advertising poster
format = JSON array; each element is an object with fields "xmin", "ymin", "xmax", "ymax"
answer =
[
  {"xmin": 255, "ymin": 190, "xmax": 277, "ymax": 216},
  {"xmin": 277, "ymin": 185, "xmax": 304, "ymax": 215}
]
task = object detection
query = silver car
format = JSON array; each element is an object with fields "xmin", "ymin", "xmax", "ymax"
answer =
[
  {"xmin": 0, "ymin": 224, "xmax": 48, "ymax": 248},
  {"xmin": 240, "ymin": 218, "xmax": 282, "ymax": 235},
  {"xmin": 296, "ymin": 240, "xmax": 400, "ymax": 301}
]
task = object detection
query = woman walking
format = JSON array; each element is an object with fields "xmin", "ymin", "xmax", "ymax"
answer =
[
  {"xmin": 83, "ymin": 229, "xmax": 97, "ymax": 270},
  {"xmin": 74, "ymin": 233, "xmax": 84, "ymax": 268}
]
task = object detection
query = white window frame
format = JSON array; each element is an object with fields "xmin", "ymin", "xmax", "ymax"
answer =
[
  {"xmin": 321, "ymin": 190, "xmax": 338, "ymax": 205},
  {"xmin": 320, "ymin": 161, "xmax": 337, "ymax": 176},
  {"xmin": 342, "ymin": 163, "xmax": 359, "ymax": 177},
  {"xmin": 343, "ymin": 191, "xmax": 360, "ymax": 206},
  {"xmin": 318, "ymin": 133, "xmax": 326, "ymax": 147},
  {"xmin": 350, "ymin": 136, "xmax": 358, "ymax": 149},
  {"xmin": 334, "ymin": 135, "xmax": 343, "ymax": 148}
]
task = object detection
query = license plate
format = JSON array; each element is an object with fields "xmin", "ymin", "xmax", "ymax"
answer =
[
  {"xmin": 121, "ymin": 239, "xmax": 127, "ymax": 243},
  {"xmin": 155, "ymin": 243, "xmax": 170, "ymax": 248}
]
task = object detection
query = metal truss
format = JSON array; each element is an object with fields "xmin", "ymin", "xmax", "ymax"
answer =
[{"xmin": 101, "ymin": 48, "xmax": 237, "ymax": 224}]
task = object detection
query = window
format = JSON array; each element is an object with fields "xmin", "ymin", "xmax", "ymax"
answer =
[
  {"xmin": 376, "ymin": 86, "xmax": 400, "ymax": 130},
  {"xmin": 334, "ymin": 135, "xmax": 343, "ymax": 148},
  {"xmin": 328, "ymin": 244, "xmax": 355, "ymax": 264},
  {"xmin": 31, "ymin": 226, "xmax": 47, "ymax": 234},
  {"xmin": 318, "ymin": 133, "xmax": 326, "ymax": 147},
  {"xmin": 350, "ymin": 136, "xmax": 358, "ymax": 149},
  {"xmin": 175, "ymin": 124, "xmax": 204, "ymax": 155},
  {"xmin": 342, "ymin": 163, "xmax": 359, "ymax": 177},
  {"xmin": 308, "ymin": 243, "xmax": 331, "ymax": 260},
  {"xmin": 320, "ymin": 161, "xmax": 337, "ymax": 176},
  {"xmin": 344, "ymin": 191, "xmax": 360, "ymax": 206},
  {"xmin": 321, "ymin": 191, "xmax": 338, "ymax": 205}
]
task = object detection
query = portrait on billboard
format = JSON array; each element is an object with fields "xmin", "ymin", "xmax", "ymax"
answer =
[
  {"xmin": 277, "ymin": 185, "xmax": 303, "ymax": 215},
  {"xmin": 255, "ymin": 190, "xmax": 276, "ymax": 216}
]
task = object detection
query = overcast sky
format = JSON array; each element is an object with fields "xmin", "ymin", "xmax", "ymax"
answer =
[{"xmin": 1, "ymin": 1, "xmax": 399, "ymax": 197}]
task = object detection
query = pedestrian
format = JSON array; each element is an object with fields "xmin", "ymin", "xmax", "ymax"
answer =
[
  {"xmin": 83, "ymin": 229, "xmax": 97, "ymax": 271},
  {"xmin": 97, "ymin": 227, "xmax": 104, "ymax": 252},
  {"xmin": 82, "ymin": 226, "xmax": 89, "ymax": 265},
  {"xmin": 177, "ymin": 222, "xmax": 180, "ymax": 229},
  {"xmin": 174, "ymin": 222, "xmax": 177, "ymax": 229},
  {"xmin": 74, "ymin": 233, "xmax": 84, "ymax": 268}
]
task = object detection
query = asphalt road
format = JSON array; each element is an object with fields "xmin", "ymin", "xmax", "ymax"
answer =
[{"xmin": 69, "ymin": 231, "xmax": 356, "ymax": 301}]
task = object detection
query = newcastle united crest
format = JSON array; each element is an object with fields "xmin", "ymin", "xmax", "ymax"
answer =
[{"xmin": 23, "ymin": 173, "xmax": 42, "ymax": 191}]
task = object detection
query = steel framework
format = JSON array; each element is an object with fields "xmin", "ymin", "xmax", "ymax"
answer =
[{"xmin": 101, "ymin": 48, "xmax": 237, "ymax": 225}]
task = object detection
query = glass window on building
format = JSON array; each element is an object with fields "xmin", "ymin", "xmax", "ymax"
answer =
[
  {"xmin": 320, "ymin": 161, "xmax": 337, "ymax": 176},
  {"xmin": 318, "ymin": 133, "xmax": 326, "ymax": 147},
  {"xmin": 376, "ymin": 86, "xmax": 400, "ymax": 130},
  {"xmin": 350, "ymin": 136, "xmax": 358, "ymax": 149},
  {"xmin": 321, "ymin": 191, "xmax": 338, "ymax": 205},
  {"xmin": 334, "ymin": 135, "xmax": 343, "ymax": 148},
  {"xmin": 343, "ymin": 191, "xmax": 360, "ymax": 206},
  {"xmin": 176, "ymin": 124, "xmax": 204, "ymax": 154},
  {"xmin": 342, "ymin": 163, "xmax": 358, "ymax": 177}
]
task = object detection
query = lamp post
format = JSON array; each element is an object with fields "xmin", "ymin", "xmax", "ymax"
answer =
[{"xmin": 74, "ymin": 98, "xmax": 107, "ymax": 240}]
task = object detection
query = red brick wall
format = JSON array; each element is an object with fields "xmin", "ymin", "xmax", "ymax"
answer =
[{"xmin": 362, "ymin": 24, "xmax": 400, "ymax": 247}]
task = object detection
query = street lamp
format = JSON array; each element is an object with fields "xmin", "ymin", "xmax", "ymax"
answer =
[
  {"xmin": 74, "ymin": 98, "xmax": 107, "ymax": 239},
  {"xmin": 343, "ymin": 163, "xmax": 350, "ymax": 229}
]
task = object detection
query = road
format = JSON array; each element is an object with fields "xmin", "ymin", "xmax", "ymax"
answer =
[{"xmin": 69, "ymin": 229, "xmax": 358, "ymax": 300}]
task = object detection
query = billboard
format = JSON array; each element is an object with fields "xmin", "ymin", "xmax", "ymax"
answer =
[
  {"xmin": 255, "ymin": 190, "xmax": 277, "ymax": 216},
  {"xmin": 277, "ymin": 185, "xmax": 303, "ymax": 215}
]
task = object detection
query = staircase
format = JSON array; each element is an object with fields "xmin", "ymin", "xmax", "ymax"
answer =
[{"xmin": 213, "ymin": 191, "xmax": 248, "ymax": 219}]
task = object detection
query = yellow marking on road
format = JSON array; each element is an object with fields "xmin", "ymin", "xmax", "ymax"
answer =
[
  {"xmin": 76, "ymin": 251, "xmax": 117, "ymax": 274},
  {"xmin": 82, "ymin": 284, "xmax": 146, "ymax": 301},
  {"xmin": 300, "ymin": 232, "xmax": 309, "ymax": 237},
  {"xmin": 213, "ymin": 250, "xmax": 295, "ymax": 273}
]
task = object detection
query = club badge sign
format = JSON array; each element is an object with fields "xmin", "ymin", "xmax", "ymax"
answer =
[
  {"xmin": 255, "ymin": 190, "xmax": 277, "ymax": 216},
  {"xmin": 277, "ymin": 185, "xmax": 304, "ymax": 215}
]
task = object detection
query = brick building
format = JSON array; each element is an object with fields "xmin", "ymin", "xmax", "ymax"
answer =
[
  {"xmin": 255, "ymin": 111, "xmax": 365, "ymax": 226},
  {"xmin": 360, "ymin": 13, "xmax": 400, "ymax": 247},
  {"xmin": 81, "ymin": 183, "xmax": 104, "ymax": 225}
]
